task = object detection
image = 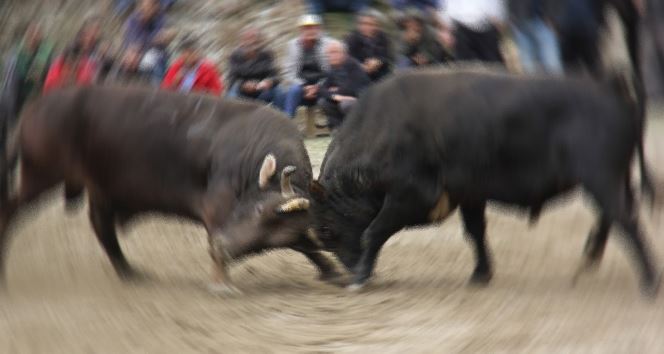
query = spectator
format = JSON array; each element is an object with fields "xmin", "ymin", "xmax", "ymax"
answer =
[
  {"xmin": 396, "ymin": 9, "xmax": 450, "ymax": 68},
  {"xmin": 107, "ymin": 44, "xmax": 151, "ymax": 86},
  {"xmin": 1, "ymin": 22, "xmax": 54, "ymax": 125},
  {"xmin": 161, "ymin": 38, "xmax": 223, "ymax": 95},
  {"xmin": 345, "ymin": 9, "xmax": 393, "ymax": 82},
  {"xmin": 318, "ymin": 40, "xmax": 370, "ymax": 130},
  {"xmin": 390, "ymin": 0, "xmax": 440, "ymax": 12},
  {"xmin": 95, "ymin": 40, "xmax": 117, "ymax": 82},
  {"xmin": 508, "ymin": 0, "xmax": 562, "ymax": 74},
  {"xmin": 276, "ymin": 14, "xmax": 333, "ymax": 118},
  {"xmin": 442, "ymin": 0, "xmax": 507, "ymax": 63},
  {"xmin": 555, "ymin": 0, "xmax": 603, "ymax": 76},
  {"xmin": 43, "ymin": 18, "xmax": 103, "ymax": 93},
  {"xmin": 139, "ymin": 28, "xmax": 176, "ymax": 85},
  {"xmin": 308, "ymin": 0, "xmax": 370, "ymax": 14},
  {"xmin": 115, "ymin": 0, "xmax": 176, "ymax": 15},
  {"xmin": 123, "ymin": 0, "xmax": 166, "ymax": 51},
  {"xmin": 227, "ymin": 27, "xmax": 279, "ymax": 103}
]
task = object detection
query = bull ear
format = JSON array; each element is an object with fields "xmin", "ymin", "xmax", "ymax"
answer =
[
  {"xmin": 309, "ymin": 180, "xmax": 327, "ymax": 201},
  {"xmin": 258, "ymin": 153, "xmax": 277, "ymax": 189}
]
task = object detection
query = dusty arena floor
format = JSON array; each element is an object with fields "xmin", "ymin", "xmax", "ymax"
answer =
[{"xmin": 0, "ymin": 117, "xmax": 663, "ymax": 353}]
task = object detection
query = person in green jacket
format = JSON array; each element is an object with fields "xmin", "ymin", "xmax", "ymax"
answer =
[{"xmin": 1, "ymin": 22, "xmax": 54, "ymax": 125}]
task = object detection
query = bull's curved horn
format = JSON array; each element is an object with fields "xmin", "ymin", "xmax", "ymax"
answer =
[
  {"xmin": 258, "ymin": 154, "xmax": 277, "ymax": 189},
  {"xmin": 275, "ymin": 197, "xmax": 310, "ymax": 214},
  {"xmin": 280, "ymin": 165, "xmax": 297, "ymax": 198}
]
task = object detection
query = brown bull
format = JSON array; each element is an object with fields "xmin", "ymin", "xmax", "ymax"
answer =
[{"xmin": 0, "ymin": 86, "xmax": 340, "ymax": 294}]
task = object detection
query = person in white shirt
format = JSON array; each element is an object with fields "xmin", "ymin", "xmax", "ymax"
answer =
[{"xmin": 440, "ymin": 0, "xmax": 506, "ymax": 63}]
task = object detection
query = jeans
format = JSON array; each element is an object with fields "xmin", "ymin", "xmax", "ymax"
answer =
[
  {"xmin": 512, "ymin": 18, "xmax": 563, "ymax": 74},
  {"xmin": 274, "ymin": 84, "xmax": 317, "ymax": 118},
  {"xmin": 308, "ymin": 0, "xmax": 369, "ymax": 14},
  {"xmin": 227, "ymin": 82, "xmax": 276, "ymax": 103}
]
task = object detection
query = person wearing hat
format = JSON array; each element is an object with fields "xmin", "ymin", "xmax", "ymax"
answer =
[
  {"xmin": 161, "ymin": 38, "xmax": 223, "ymax": 95},
  {"xmin": 275, "ymin": 14, "xmax": 334, "ymax": 118}
]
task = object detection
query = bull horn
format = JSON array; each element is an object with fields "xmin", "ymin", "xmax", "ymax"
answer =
[
  {"xmin": 275, "ymin": 197, "xmax": 310, "ymax": 214},
  {"xmin": 258, "ymin": 154, "xmax": 277, "ymax": 189},
  {"xmin": 280, "ymin": 165, "xmax": 297, "ymax": 198}
]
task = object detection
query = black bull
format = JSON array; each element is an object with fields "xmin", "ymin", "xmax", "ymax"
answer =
[
  {"xmin": 0, "ymin": 86, "xmax": 340, "ymax": 293},
  {"xmin": 311, "ymin": 69, "xmax": 660, "ymax": 296}
]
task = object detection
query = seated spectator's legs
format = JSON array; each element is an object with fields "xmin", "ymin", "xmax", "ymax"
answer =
[
  {"xmin": 283, "ymin": 84, "xmax": 305, "ymax": 118},
  {"xmin": 396, "ymin": 55, "xmax": 414, "ymax": 69},
  {"xmin": 226, "ymin": 82, "xmax": 242, "ymax": 99},
  {"xmin": 531, "ymin": 18, "xmax": 562, "ymax": 74},
  {"xmin": 512, "ymin": 24, "xmax": 537, "ymax": 73},
  {"xmin": 319, "ymin": 98, "xmax": 343, "ymax": 129},
  {"xmin": 257, "ymin": 87, "xmax": 276, "ymax": 104},
  {"xmin": 339, "ymin": 99, "xmax": 355, "ymax": 115}
]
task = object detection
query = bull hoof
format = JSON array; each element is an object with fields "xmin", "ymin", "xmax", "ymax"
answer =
[
  {"xmin": 207, "ymin": 282, "xmax": 243, "ymax": 296},
  {"xmin": 641, "ymin": 274, "xmax": 661, "ymax": 300},
  {"xmin": 117, "ymin": 268, "xmax": 147, "ymax": 283},
  {"xmin": 346, "ymin": 282, "xmax": 367, "ymax": 293},
  {"xmin": 468, "ymin": 271, "xmax": 493, "ymax": 286}
]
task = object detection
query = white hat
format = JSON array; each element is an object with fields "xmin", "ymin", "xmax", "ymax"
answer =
[{"xmin": 298, "ymin": 14, "xmax": 323, "ymax": 27}]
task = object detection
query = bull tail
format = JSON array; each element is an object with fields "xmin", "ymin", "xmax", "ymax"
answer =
[
  {"xmin": 606, "ymin": 71, "xmax": 657, "ymax": 207},
  {"xmin": 631, "ymin": 72, "xmax": 657, "ymax": 207}
]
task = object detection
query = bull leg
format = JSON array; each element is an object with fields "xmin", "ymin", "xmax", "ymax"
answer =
[
  {"xmin": 295, "ymin": 248, "xmax": 343, "ymax": 282},
  {"xmin": 64, "ymin": 182, "xmax": 85, "ymax": 213},
  {"xmin": 573, "ymin": 215, "xmax": 611, "ymax": 285},
  {"xmin": 0, "ymin": 161, "xmax": 60, "ymax": 289},
  {"xmin": 585, "ymin": 177, "xmax": 659, "ymax": 297},
  {"xmin": 88, "ymin": 199, "xmax": 136, "ymax": 280},
  {"xmin": 350, "ymin": 195, "xmax": 413, "ymax": 291},
  {"xmin": 207, "ymin": 234, "xmax": 241, "ymax": 295},
  {"xmin": 460, "ymin": 203, "xmax": 493, "ymax": 285}
]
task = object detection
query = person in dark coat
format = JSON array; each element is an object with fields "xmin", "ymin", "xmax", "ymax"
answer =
[
  {"xmin": 227, "ymin": 28, "xmax": 279, "ymax": 103},
  {"xmin": 345, "ymin": 9, "xmax": 393, "ymax": 82},
  {"xmin": 318, "ymin": 40, "xmax": 370, "ymax": 130},
  {"xmin": 554, "ymin": 0, "xmax": 604, "ymax": 75}
]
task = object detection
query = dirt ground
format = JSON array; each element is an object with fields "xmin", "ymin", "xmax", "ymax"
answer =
[{"xmin": 0, "ymin": 116, "xmax": 663, "ymax": 354}]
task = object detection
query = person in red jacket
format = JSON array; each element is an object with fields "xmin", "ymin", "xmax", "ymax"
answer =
[
  {"xmin": 43, "ymin": 17, "xmax": 102, "ymax": 93},
  {"xmin": 161, "ymin": 38, "xmax": 223, "ymax": 95}
]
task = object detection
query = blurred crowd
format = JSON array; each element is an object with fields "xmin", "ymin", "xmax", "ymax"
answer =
[{"xmin": 0, "ymin": 0, "xmax": 655, "ymax": 133}]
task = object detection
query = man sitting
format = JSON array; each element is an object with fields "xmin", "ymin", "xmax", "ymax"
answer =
[
  {"xmin": 345, "ymin": 9, "xmax": 393, "ymax": 82},
  {"xmin": 318, "ymin": 40, "xmax": 370, "ymax": 130},
  {"xmin": 276, "ymin": 14, "xmax": 334, "ymax": 118},
  {"xmin": 227, "ymin": 27, "xmax": 279, "ymax": 103}
]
